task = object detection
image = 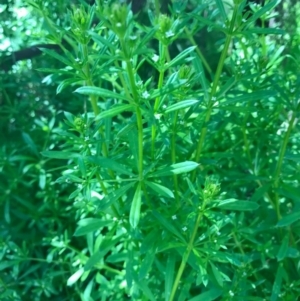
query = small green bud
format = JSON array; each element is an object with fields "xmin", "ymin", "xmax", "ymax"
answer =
[{"xmin": 74, "ymin": 117, "xmax": 85, "ymax": 131}]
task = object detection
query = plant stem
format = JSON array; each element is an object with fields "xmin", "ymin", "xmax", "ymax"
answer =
[
  {"xmin": 168, "ymin": 204, "xmax": 207, "ymax": 301},
  {"xmin": 120, "ymin": 39, "xmax": 144, "ymax": 179},
  {"xmin": 184, "ymin": 27, "xmax": 212, "ymax": 76},
  {"xmin": 152, "ymin": 43, "xmax": 167, "ymax": 160},
  {"xmin": 273, "ymin": 110, "xmax": 297, "ymax": 220},
  {"xmin": 192, "ymin": 3, "xmax": 239, "ymax": 181}
]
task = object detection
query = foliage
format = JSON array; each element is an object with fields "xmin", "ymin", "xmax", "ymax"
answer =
[{"xmin": 1, "ymin": 0, "xmax": 300, "ymax": 300}]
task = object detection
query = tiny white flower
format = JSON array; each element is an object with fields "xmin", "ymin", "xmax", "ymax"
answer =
[
  {"xmin": 152, "ymin": 54, "xmax": 159, "ymax": 63},
  {"xmin": 237, "ymin": 60, "xmax": 240, "ymax": 65},
  {"xmin": 142, "ymin": 91, "xmax": 150, "ymax": 99},
  {"xmin": 211, "ymin": 96, "xmax": 217, "ymax": 101},
  {"xmin": 113, "ymin": 217, "xmax": 118, "ymax": 221},
  {"xmin": 172, "ymin": 215, "xmax": 177, "ymax": 220},
  {"xmin": 229, "ymin": 290, "xmax": 234, "ymax": 297},
  {"xmin": 165, "ymin": 30, "xmax": 174, "ymax": 38},
  {"xmin": 162, "ymin": 104, "xmax": 167, "ymax": 109},
  {"xmin": 182, "ymin": 226, "xmax": 187, "ymax": 232},
  {"xmin": 84, "ymin": 136, "xmax": 89, "ymax": 141},
  {"xmin": 154, "ymin": 113, "xmax": 162, "ymax": 120},
  {"xmin": 116, "ymin": 22, "xmax": 122, "ymax": 28},
  {"xmin": 242, "ymin": 18, "xmax": 247, "ymax": 23},
  {"xmin": 241, "ymin": 70, "xmax": 245, "ymax": 74},
  {"xmin": 75, "ymin": 57, "xmax": 80, "ymax": 62}
]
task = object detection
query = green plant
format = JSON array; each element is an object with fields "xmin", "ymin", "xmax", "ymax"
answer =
[{"xmin": 1, "ymin": 0, "xmax": 300, "ymax": 300}]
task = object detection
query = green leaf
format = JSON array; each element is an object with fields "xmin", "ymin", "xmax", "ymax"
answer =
[
  {"xmin": 167, "ymin": 46, "xmax": 196, "ymax": 69},
  {"xmin": 222, "ymin": 90, "xmax": 277, "ymax": 106},
  {"xmin": 165, "ymin": 99, "xmax": 199, "ymax": 113},
  {"xmin": 165, "ymin": 254, "xmax": 175, "ymax": 301},
  {"xmin": 271, "ymin": 264, "xmax": 284, "ymax": 301},
  {"xmin": 152, "ymin": 211, "xmax": 186, "ymax": 242},
  {"xmin": 129, "ymin": 183, "xmax": 142, "ymax": 228},
  {"xmin": 75, "ymin": 86, "xmax": 130, "ymax": 101},
  {"xmin": 40, "ymin": 48, "xmax": 72, "ymax": 66},
  {"xmin": 150, "ymin": 161, "xmax": 199, "ymax": 177},
  {"xmin": 218, "ymin": 199, "xmax": 259, "ymax": 211},
  {"xmin": 145, "ymin": 181, "xmax": 174, "ymax": 198},
  {"xmin": 84, "ymin": 251, "xmax": 103, "ymax": 271},
  {"xmin": 277, "ymin": 234, "xmax": 289, "ymax": 261},
  {"xmin": 74, "ymin": 218, "xmax": 112, "ymax": 236},
  {"xmin": 246, "ymin": 0, "xmax": 280, "ymax": 27},
  {"xmin": 214, "ymin": 0, "xmax": 226, "ymax": 21},
  {"xmin": 95, "ymin": 104, "xmax": 135, "ymax": 120},
  {"xmin": 210, "ymin": 262, "xmax": 223, "ymax": 287},
  {"xmin": 88, "ymin": 156, "xmax": 135, "ymax": 176},
  {"xmin": 100, "ymin": 182, "xmax": 135, "ymax": 210},
  {"xmin": 188, "ymin": 289, "xmax": 222, "ymax": 301},
  {"xmin": 57, "ymin": 78, "xmax": 82, "ymax": 94},
  {"xmin": 67, "ymin": 268, "xmax": 84, "ymax": 286},
  {"xmin": 41, "ymin": 151, "xmax": 80, "ymax": 159},
  {"xmin": 276, "ymin": 210, "xmax": 300, "ymax": 227},
  {"xmin": 22, "ymin": 132, "xmax": 40, "ymax": 157},
  {"xmin": 244, "ymin": 27, "xmax": 285, "ymax": 35},
  {"xmin": 138, "ymin": 250, "xmax": 155, "ymax": 280}
]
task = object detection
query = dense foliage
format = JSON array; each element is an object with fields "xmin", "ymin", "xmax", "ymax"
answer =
[{"xmin": 1, "ymin": 0, "xmax": 300, "ymax": 300}]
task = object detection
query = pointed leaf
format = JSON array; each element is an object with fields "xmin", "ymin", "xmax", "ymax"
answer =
[
  {"xmin": 218, "ymin": 199, "xmax": 259, "ymax": 211},
  {"xmin": 152, "ymin": 211, "xmax": 186, "ymax": 242},
  {"xmin": 277, "ymin": 234, "xmax": 289, "ymax": 261},
  {"xmin": 167, "ymin": 46, "xmax": 196, "ymax": 69},
  {"xmin": 95, "ymin": 104, "xmax": 135, "ymax": 120},
  {"xmin": 75, "ymin": 86, "xmax": 130, "ymax": 101},
  {"xmin": 145, "ymin": 181, "xmax": 174, "ymax": 198},
  {"xmin": 74, "ymin": 218, "xmax": 112, "ymax": 236},
  {"xmin": 67, "ymin": 268, "xmax": 84, "ymax": 286},
  {"xmin": 150, "ymin": 161, "xmax": 199, "ymax": 177},
  {"xmin": 88, "ymin": 156, "xmax": 135, "ymax": 176},
  {"xmin": 130, "ymin": 183, "xmax": 142, "ymax": 228},
  {"xmin": 41, "ymin": 151, "xmax": 80, "ymax": 159},
  {"xmin": 276, "ymin": 210, "xmax": 300, "ymax": 227},
  {"xmin": 165, "ymin": 99, "xmax": 199, "ymax": 113}
]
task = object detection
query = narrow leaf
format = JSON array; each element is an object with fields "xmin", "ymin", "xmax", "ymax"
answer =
[
  {"xmin": 40, "ymin": 48, "xmax": 72, "ymax": 66},
  {"xmin": 152, "ymin": 211, "xmax": 186, "ymax": 242},
  {"xmin": 271, "ymin": 264, "xmax": 284, "ymax": 301},
  {"xmin": 88, "ymin": 156, "xmax": 135, "ymax": 176},
  {"xmin": 74, "ymin": 218, "xmax": 111, "ymax": 236},
  {"xmin": 129, "ymin": 183, "xmax": 142, "ymax": 228},
  {"xmin": 218, "ymin": 199, "xmax": 259, "ymax": 211},
  {"xmin": 150, "ymin": 161, "xmax": 199, "ymax": 177},
  {"xmin": 215, "ymin": 0, "xmax": 227, "ymax": 21},
  {"xmin": 188, "ymin": 288, "xmax": 222, "ymax": 301},
  {"xmin": 145, "ymin": 181, "xmax": 174, "ymax": 198},
  {"xmin": 167, "ymin": 46, "xmax": 196, "ymax": 69},
  {"xmin": 276, "ymin": 210, "xmax": 300, "ymax": 227},
  {"xmin": 67, "ymin": 268, "xmax": 84, "ymax": 286},
  {"xmin": 277, "ymin": 234, "xmax": 289, "ymax": 261},
  {"xmin": 75, "ymin": 86, "xmax": 130, "ymax": 101},
  {"xmin": 95, "ymin": 104, "xmax": 135, "ymax": 120},
  {"xmin": 165, "ymin": 99, "xmax": 199, "ymax": 113},
  {"xmin": 165, "ymin": 253, "xmax": 176, "ymax": 301},
  {"xmin": 41, "ymin": 151, "xmax": 80, "ymax": 159}
]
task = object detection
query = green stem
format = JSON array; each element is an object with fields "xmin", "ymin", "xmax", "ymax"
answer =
[
  {"xmin": 184, "ymin": 27, "xmax": 212, "ymax": 76},
  {"xmin": 151, "ymin": 43, "xmax": 167, "ymax": 160},
  {"xmin": 168, "ymin": 205, "xmax": 206, "ymax": 301},
  {"xmin": 191, "ymin": 3, "xmax": 239, "ymax": 181},
  {"xmin": 273, "ymin": 111, "xmax": 297, "ymax": 220},
  {"xmin": 172, "ymin": 111, "xmax": 179, "ymax": 207},
  {"xmin": 120, "ymin": 39, "xmax": 144, "ymax": 179}
]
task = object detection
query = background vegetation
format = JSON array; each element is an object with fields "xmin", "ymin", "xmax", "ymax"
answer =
[{"xmin": 1, "ymin": 0, "xmax": 300, "ymax": 300}]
